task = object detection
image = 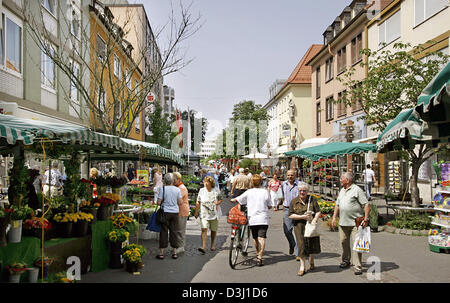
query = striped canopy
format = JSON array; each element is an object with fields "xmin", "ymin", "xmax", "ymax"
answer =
[
  {"xmin": 285, "ymin": 142, "xmax": 377, "ymax": 161},
  {"xmin": 121, "ymin": 138, "xmax": 185, "ymax": 166}
]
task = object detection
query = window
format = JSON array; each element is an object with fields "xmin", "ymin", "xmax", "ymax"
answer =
[
  {"xmin": 41, "ymin": 46, "xmax": 56, "ymax": 89},
  {"xmin": 42, "ymin": 0, "xmax": 57, "ymax": 16},
  {"xmin": 113, "ymin": 55, "xmax": 120, "ymax": 78},
  {"xmin": 337, "ymin": 46, "xmax": 347, "ymax": 73},
  {"xmin": 1, "ymin": 13, "xmax": 22, "ymax": 74},
  {"xmin": 316, "ymin": 102, "xmax": 321, "ymax": 135},
  {"xmin": 316, "ymin": 67, "xmax": 321, "ymax": 99},
  {"xmin": 379, "ymin": 10, "xmax": 400, "ymax": 47},
  {"xmin": 96, "ymin": 35, "xmax": 106, "ymax": 62},
  {"xmin": 126, "ymin": 69, "xmax": 132, "ymax": 89},
  {"xmin": 70, "ymin": 60, "xmax": 80, "ymax": 102},
  {"xmin": 71, "ymin": 5, "xmax": 81, "ymax": 39},
  {"xmin": 351, "ymin": 33, "xmax": 363, "ymax": 64},
  {"xmin": 351, "ymin": 83, "xmax": 363, "ymax": 112},
  {"xmin": 325, "ymin": 96, "xmax": 334, "ymax": 121},
  {"xmin": 337, "ymin": 91, "xmax": 346, "ymax": 117},
  {"xmin": 325, "ymin": 57, "xmax": 334, "ymax": 82},
  {"xmin": 415, "ymin": 0, "xmax": 447, "ymax": 26}
]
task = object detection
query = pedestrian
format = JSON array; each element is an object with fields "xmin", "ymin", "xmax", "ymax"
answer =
[
  {"xmin": 127, "ymin": 163, "xmax": 135, "ymax": 181},
  {"xmin": 31, "ymin": 165, "xmax": 42, "ymax": 194},
  {"xmin": 153, "ymin": 164, "xmax": 163, "ymax": 203},
  {"xmin": 362, "ymin": 164, "xmax": 377, "ymax": 200},
  {"xmin": 332, "ymin": 172, "xmax": 370, "ymax": 275},
  {"xmin": 267, "ymin": 173, "xmax": 281, "ymax": 211},
  {"xmin": 280, "ymin": 169, "xmax": 299, "ymax": 258},
  {"xmin": 27, "ymin": 168, "xmax": 41, "ymax": 210},
  {"xmin": 195, "ymin": 176, "xmax": 223, "ymax": 254},
  {"xmin": 228, "ymin": 169, "xmax": 236, "ymax": 195},
  {"xmin": 43, "ymin": 161, "xmax": 63, "ymax": 197},
  {"xmin": 231, "ymin": 168, "xmax": 250, "ymax": 198},
  {"xmin": 155, "ymin": 173, "xmax": 183, "ymax": 260},
  {"xmin": 231, "ymin": 174, "xmax": 273, "ymax": 266},
  {"xmin": 260, "ymin": 168, "xmax": 268, "ymax": 188},
  {"xmin": 288, "ymin": 182, "xmax": 321, "ymax": 276},
  {"xmin": 173, "ymin": 172, "xmax": 189, "ymax": 253}
]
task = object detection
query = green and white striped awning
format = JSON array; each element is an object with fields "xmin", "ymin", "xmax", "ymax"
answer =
[
  {"xmin": 0, "ymin": 114, "xmax": 138, "ymax": 153},
  {"xmin": 121, "ymin": 138, "xmax": 185, "ymax": 166}
]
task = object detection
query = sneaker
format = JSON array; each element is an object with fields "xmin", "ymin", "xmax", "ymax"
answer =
[{"xmin": 354, "ymin": 267, "xmax": 363, "ymax": 275}]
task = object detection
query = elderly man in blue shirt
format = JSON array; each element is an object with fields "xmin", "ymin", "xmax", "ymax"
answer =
[{"xmin": 280, "ymin": 169, "xmax": 300, "ymax": 259}]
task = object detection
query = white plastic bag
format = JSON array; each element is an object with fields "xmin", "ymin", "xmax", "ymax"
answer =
[{"xmin": 353, "ymin": 226, "xmax": 371, "ymax": 253}]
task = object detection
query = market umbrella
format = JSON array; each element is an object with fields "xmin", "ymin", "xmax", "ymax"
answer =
[
  {"xmin": 285, "ymin": 142, "xmax": 377, "ymax": 161},
  {"xmin": 242, "ymin": 152, "xmax": 269, "ymax": 159},
  {"xmin": 414, "ymin": 61, "xmax": 450, "ymax": 124}
]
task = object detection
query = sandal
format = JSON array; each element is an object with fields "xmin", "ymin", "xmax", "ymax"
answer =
[
  {"xmin": 210, "ymin": 247, "xmax": 216, "ymax": 251},
  {"xmin": 172, "ymin": 254, "xmax": 178, "ymax": 259},
  {"xmin": 156, "ymin": 254, "xmax": 164, "ymax": 260},
  {"xmin": 198, "ymin": 248, "xmax": 206, "ymax": 254},
  {"xmin": 256, "ymin": 258, "xmax": 264, "ymax": 267}
]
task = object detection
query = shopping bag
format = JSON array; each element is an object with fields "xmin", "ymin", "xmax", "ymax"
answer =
[
  {"xmin": 146, "ymin": 209, "xmax": 161, "ymax": 233},
  {"xmin": 304, "ymin": 198, "xmax": 320, "ymax": 238},
  {"xmin": 352, "ymin": 226, "xmax": 371, "ymax": 253}
]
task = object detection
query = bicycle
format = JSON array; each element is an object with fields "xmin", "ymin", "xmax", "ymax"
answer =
[{"xmin": 228, "ymin": 205, "xmax": 250, "ymax": 269}]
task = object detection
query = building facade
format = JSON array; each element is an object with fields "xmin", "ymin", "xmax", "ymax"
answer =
[{"xmin": 199, "ymin": 139, "xmax": 216, "ymax": 158}]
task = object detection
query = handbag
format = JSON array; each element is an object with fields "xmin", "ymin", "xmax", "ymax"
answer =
[
  {"xmin": 146, "ymin": 186, "xmax": 165, "ymax": 232},
  {"xmin": 304, "ymin": 196, "xmax": 320, "ymax": 238},
  {"xmin": 156, "ymin": 186, "xmax": 166, "ymax": 225}
]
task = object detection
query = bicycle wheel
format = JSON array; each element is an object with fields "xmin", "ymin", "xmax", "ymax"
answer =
[
  {"xmin": 228, "ymin": 231, "xmax": 241, "ymax": 269},
  {"xmin": 241, "ymin": 225, "xmax": 250, "ymax": 257}
]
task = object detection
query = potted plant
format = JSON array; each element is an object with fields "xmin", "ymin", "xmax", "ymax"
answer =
[
  {"xmin": 122, "ymin": 247, "xmax": 143, "ymax": 273},
  {"xmin": 8, "ymin": 205, "xmax": 34, "ymax": 243},
  {"xmin": 107, "ymin": 228, "xmax": 129, "ymax": 269},
  {"xmin": 23, "ymin": 217, "xmax": 53, "ymax": 241},
  {"xmin": 122, "ymin": 244, "xmax": 147, "ymax": 270},
  {"xmin": 94, "ymin": 196, "xmax": 116, "ymax": 220},
  {"xmin": 6, "ymin": 262, "xmax": 28, "ymax": 283},
  {"xmin": 110, "ymin": 213, "xmax": 134, "ymax": 231},
  {"xmin": 79, "ymin": 200, "xmax": 100, "ymax": 224},
  {"xmin": 72, "ymin": 212, "xmax": 94, "ymax": 237},
  {"xmin": 53, "ymin": 213, "xmax": 78, "ymax": 238},
  {"xmin": 34, "ymin": 256, "xmax": 55, "ymax": 279}
]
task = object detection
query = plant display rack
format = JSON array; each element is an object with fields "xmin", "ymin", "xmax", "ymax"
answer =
[
  {"xmin": 388, "ymin": 160, "xmax": 402, "ymax": 195},
  {"xmin": 429, "ymin": 188, "xmax": 450, "ymax": 254}
]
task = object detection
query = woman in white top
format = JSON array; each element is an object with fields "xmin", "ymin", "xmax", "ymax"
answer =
[
  {"xmin": 195, "ymin": 176, "xmax": 223, "ymax": 254},
  {"xmin": 153, "ymin": 164, "xmax": 163, "ymax": 203},
  {"xmin": 231, "ymin": 174, "xmax": 273, "ymax": 266}
]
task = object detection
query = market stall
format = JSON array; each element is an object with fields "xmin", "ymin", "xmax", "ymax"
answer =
[{"xmin": 285, "ymin": 142, "xmax": 377, "ymax": 199}]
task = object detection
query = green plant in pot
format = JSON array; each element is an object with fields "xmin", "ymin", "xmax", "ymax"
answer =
[
  {"xmin": 8, "ymin": 205, "xmax": 34, "ymax": 243},
  {"xmin": 369, "ymin": 204, "xmax": 379, "ymax": 231}
]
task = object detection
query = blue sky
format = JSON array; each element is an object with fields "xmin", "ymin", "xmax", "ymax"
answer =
[{"xmin": 142, "ymin": 0, "xmax": 352, "ymax": 139}]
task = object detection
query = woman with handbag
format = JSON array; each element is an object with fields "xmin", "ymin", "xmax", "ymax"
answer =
[
  {"xmin": 155, "ymin": 173, "xmax": 183, "ymax": 260},
  {"xmin": 288, "ymin": 182, "xmax": 321, "ymax": 276}
]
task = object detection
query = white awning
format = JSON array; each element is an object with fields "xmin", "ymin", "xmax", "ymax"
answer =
[{"xmin": 298, "ymin": 137, "xmax": 329, "ymax": 149}]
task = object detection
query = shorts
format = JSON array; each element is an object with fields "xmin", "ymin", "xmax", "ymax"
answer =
[
  {"xmin": 250, "ymin": 225, "xmax": 268, "ymax": 239},
  {"xmin": 200, "ymin": 218, "xmax": 219, "ymax": 232}
]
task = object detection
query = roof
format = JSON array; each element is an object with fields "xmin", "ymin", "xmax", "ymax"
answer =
[{"xmin": 284, "ymin": 44, "xmax": 323, "ymax": 86}]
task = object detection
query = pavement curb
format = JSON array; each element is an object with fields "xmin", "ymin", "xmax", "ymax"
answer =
[{"xmin": 380, "ymin": 225, "xmax": 428, "ymax": 236}]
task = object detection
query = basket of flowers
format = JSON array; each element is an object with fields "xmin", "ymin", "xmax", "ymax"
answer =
[
  {"xmin": 6, "ymin": 262, "xmax": 28, "ymax": 283},
  {"xmin": 122, "ymin": 244, "xmax": 147, "ymax": 273},
  {"xmin": 107, "ymin": 228, "xmax": 129, "ymax": 269},
  {"xmin": 110, "ymin": 213, "xmax": 135, "ymax": 232},
  {"xmin": 23, "ymin": 217, "xmax": 53, "ymax": 241},
  {"xmin": 72, "ymin": 212, "xmax": 94, "ymax": 237},
  {"xmin": 94, "ymin": 196, "xmax": 116, "ymax": 220}
]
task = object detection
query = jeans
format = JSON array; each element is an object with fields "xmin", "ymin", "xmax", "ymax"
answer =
[
  {"xmin": 364, "ymin": 181, "xmax": 373, "ymax": 199},
  {"xmin": 283, "ymin": 208, "xmax": 298, "ymax": 255}
]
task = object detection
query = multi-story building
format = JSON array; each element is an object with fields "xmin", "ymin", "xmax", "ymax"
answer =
[
  {"xmin": 0, "ymin": 0, "xmax": 91, "ymax": 126},
  {"xmin": 163, "ymin": 85, "xmax": 175, "ymax": 116},
  {"xmin": 366, "ymin": 0, "xmax": 449, "ymax": 201},
  {"xmin": 104, "ymin": 2, "xmax": 164, "ymax": 142},
  {"xmin": 89, "ymin": 0, "xmax": 144, "ymax": 141},
  {"xmin": 199, "ymin": 139, "xmax": 216, "ymax": 158},
  {"xmin": 264, "ymin": 79, "xmax": 286, "ymax": 157}
]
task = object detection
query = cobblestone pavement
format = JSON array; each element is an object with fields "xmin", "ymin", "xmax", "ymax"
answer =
[{"xmin": 80, "ymin": 197, "xmax": 450, "ymax": 283}]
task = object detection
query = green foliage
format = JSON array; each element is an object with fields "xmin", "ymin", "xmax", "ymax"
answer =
[
  {"xmin": 389, "ymin": 212, "xmax": 432, "ymax": 230},
  {"xmin": 239, "ymin": 158, "xmax": 258, "ymax": 168},
  {"xmin": 146, "ymin": 101, "xmax": 176, "ymax": 149},
  {"xmin": 369, "ymin": 204, "xmax": 379, "ymax": 229},
  {"xmin": 8, "ymin": 158, "xmax": 29, "ymax": 207},
  {"xmin": 126, "ymin": 186, "xmax": 154, "ymax": 196},
  {"xmin": 9, "ymin": 205, "xmax": 34, "ymax": 221}
]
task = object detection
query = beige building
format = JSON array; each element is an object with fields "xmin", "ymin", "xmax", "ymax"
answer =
[{"xmin": 366, "ymin": 0, "xmax": 449, "ymax": 202}]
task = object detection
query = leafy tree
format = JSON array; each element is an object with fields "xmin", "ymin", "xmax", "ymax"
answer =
[
  {"xmin": 146, "ymin": 102, "xmax": 176, "ymax": 148},
  {"xmin": 337, "ymin": 41, "xmax": 449, "ymax": 207}
]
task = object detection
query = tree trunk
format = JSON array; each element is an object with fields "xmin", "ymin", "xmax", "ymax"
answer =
[{"xmin": 410, "ymin": 162, "xmax": 421, "ymax": 207}]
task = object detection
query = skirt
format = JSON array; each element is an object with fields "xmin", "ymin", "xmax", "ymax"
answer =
[{"xmin": 293, "ymin": 222, "xmax": 321, "ymax": 257}]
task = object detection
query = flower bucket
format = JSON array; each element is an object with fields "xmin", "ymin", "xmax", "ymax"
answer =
[
  {"xmin": 8, "ymin": 220, "xmax": 23, "ymax": 243},
  {"xmin": 97, "ymin": 205, "xmax": 113, "ymax": 221},
  {"xmin": 88, "ymin": 208, "xmax": 98, "ymax": 224},
  {"xmin": 9, "ymin": 273, "xmax": 21, "ymax": 283},
  {"xmin": 58, "ymin": 222, "xmax": 73, "ymax": 238},
  {"xmin": 125, "ymin": 260, "xmax": 139, "ymax": 273},
  {"xmin": 28, "ymin": 267, "xmax": 39, "ymax": 283},
  {"xmin": 109, "ymin": 241, "xmax": 123, "ymax": 269},
  {"xmin": 0, "ymin": 217, "xmax": 9, "ymax": 247},
  {"xmin": 72, "ymin": 221, "xmax": 89, "ymax": 237}
]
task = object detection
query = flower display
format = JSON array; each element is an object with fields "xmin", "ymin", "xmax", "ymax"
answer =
[
  {"xmin": 24, "ymin": 217, "xmax": 52, "ymax": 230},
  {"xmin": 53, "ymin": 212, "xmax": 94, "ymax": 223},
  {"xmin": 122, "ymin": 243, "xmax": 147, "ymax": 256},
  {"xmin": 111, "ymin": 213, "xmax": 134, "ymax": 229},
  {"xmin": 6, "ymin": 263, "xmax": 28, "ymax": 275},
  {"xmin": 92, "ymin": 196, "xmax": 117, "ymax": 207},
  {"xmin": 122, "ymin": 248, "xmax": 141, "ymax": 263},
  {"xmin": 34, "ymin": 256, "xmax": 54, "ymax": 267},
  {"xmin": 318, "ymin": 199, "xmax": 335, "ymax": 220},
  {"xmin": 79, "ymin": 200, "xmax": 100, "ymax": 209},
  {"xmin": 91, "ymin": 175, "xmax": 128, "ymax": 188},
  {"xmin": 9, "ymin": 205, "xmax": 34, "ymax": 221},
  {"xmin": 107, "ymin": 228, "xmax": 129, "ymax": 243}
]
